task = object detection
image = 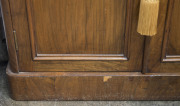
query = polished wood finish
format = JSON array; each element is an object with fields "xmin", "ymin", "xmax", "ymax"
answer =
[
  {"xmin": 162, "ymin": 0, "xmax": 180, "ymax": 62},
  {"xmin": 7, "ymin": 66, "xmax": 180, "ymax": 100},
  {"xmin": 143, "ymin": 0, "xmax": 180, "ymax": 73},
  {"xmin": 8, "ymin": 0, "xmax": 144, "ymax": 72},
  {"xmin": 166, "ymin": 0, "xmax": 180, "ymax": 57},
  {"xmin": 1, "ymin": 0, "xmax": 180, "ymax": 101},
  {"xmin": 28, "ymin": 0, "xmax": 127, "ymax": 55}
]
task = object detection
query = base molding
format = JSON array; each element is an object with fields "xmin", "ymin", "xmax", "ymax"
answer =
[{"xmin": 7, "ymin": 67, "xmax": 180, "ymax": 100}]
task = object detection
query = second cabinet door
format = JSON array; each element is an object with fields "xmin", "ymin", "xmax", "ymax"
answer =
[
  {"xmin": 9, "ymin": 0, "xmax": 144, "ymax": 72},
  {"xmin": 144, "ymin": 0, "xmax": 180, "ymax": 73}
]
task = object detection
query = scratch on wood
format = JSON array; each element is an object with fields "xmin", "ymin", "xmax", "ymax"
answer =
[{"xmin": 103, "ymin": 76, "xmax": 112, "ymax": 82}]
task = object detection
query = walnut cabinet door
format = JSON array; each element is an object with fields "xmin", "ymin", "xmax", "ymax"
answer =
[
  {"xmin": 143, "ymin": 0, "xmax": 180, "ymax": 73},
  {"xmin": 8, "ymin": 0, "xmax": 145, "ymax": 72}
]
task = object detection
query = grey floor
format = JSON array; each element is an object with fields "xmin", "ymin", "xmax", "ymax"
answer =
[{"xmin": 0, "ymin": 63, "xmax": 180, "ymax": 106}]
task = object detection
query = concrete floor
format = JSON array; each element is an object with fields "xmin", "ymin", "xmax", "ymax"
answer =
[{"xmin": 0, "ymin": 63, "xmax": 180, "ymax": 106}]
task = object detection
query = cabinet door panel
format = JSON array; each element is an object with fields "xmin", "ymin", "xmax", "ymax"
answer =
[
  {"xmin": 31, "ymin": 0, "xmax": 126, "ymax": 55},
  {"xmin": 144, "ymin": 0, "xmax": 180, "ymax": 73},
  {"xmin": 9, "ymin": 0, "xmax": 144, "ymax": 72},
  {"xmin": 166, "ymin": 0, "xmax": 180, "ymax": 59}
]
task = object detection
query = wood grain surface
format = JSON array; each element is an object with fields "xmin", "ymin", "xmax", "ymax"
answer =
[
  {"xmin": 1, "ymin": 0, "xmax": 180, "ymax": 101},
  {"xmin": 143, "ymin": 0, "xmax": 180, "ymax": 73},
  {"xmin": 166, "ymin": 0, "xmax": 180, "ymax": 56},
  {"xmin": 29, "ymin": 0, "xmax": 126, "ymax": 55},
  {"xmin": 7, "ymin": 0, "xmax": 145, "ymax": 72},
  {"xmin": 7, "ymin": 66, "xmax": 180, "ymax": 100}
]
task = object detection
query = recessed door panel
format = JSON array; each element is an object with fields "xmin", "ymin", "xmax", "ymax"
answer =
[{"xmin": 30, "ymin": 0, "xmax": 126, "ymax": 55}]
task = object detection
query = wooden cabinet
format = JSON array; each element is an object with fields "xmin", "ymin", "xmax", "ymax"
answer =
[{"xmin": 1, "ymin": 0, "xmax": 180, "ymax": 100}]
